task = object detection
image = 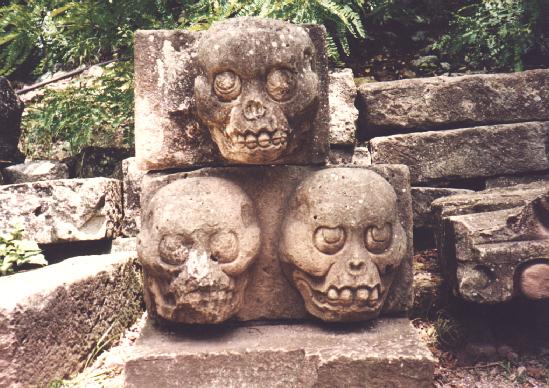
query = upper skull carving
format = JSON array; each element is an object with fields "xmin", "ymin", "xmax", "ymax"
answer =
[
  {"xmin": 138, "ymin": 177, "xmax": 261, "ymax": 324},
  {"xmin": 194, "ymin": 17, "xmax": 319, "ymax": 164},
  {"xmin": 280, "ymin": 169, "xmax": 407, "ymax": 322}
]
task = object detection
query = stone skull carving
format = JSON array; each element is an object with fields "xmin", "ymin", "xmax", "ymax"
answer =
[
  {"xmin": 138, "ymin": 177, "xmax": 261, "ymax": 324},
  {"xmin": 280, "ymin": 169, "xmax": 408, "ymax": 322},
  {"xmin": 194, "ymin": 17, "xmax": 319, "ymax": 164}
]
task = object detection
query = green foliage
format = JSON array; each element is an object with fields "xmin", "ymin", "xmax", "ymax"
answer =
[
  {"xmin": 0, "ymin": 226, "xmax": 47, "ymax": 276},
  {"xmin": 22, "ymin": 61, "xmax": 134, "ymax": 157},
  {"xmin": 434, "ymin": 0, "xmax": 548, "ymax": 71}
]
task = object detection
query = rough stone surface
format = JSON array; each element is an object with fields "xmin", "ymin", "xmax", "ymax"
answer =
[
  {"xmin": 351, "ymin": 146, "xmax": 372, "ymax": 166},
  {"xmin": 329, "ymin": 69, "xmax": 358, "ymax": 145},
  {"xmin": 0, "ymin": 252, "xmax": 143, "ymax": 387},
  {"xmin": 433, "ymin": 182, "xmax": 549, "ymax": 303},
  {"xmin": 2, "ymin": 160, "xmax": 69, "ymax": 184},
  {"xmin": 111, "ymin": 237, "xmax": 137, "ymax": 253},
  {"xmin": 67, "ymin": 146, "xmax": 132, "ymax": 179},
  {"xmin": 370, "ymin": 121, "xmax": 549, "ymax": 184},
  {"xmin": 124, "ymin": 318, "xmax": 435, "ymax": 388},
  {"xmin": 358, "ymin": 69, "xmax": 549, "ymax": 134},
  {"xmin": 485, "ymin": 172, "xmax": 549, "ymax": 189},
  {"xmin": 0, "ymin": 77, "xmax": 24, "ymax": 163},
  {"xmin": 135, "ymin": 18, "xmax": 329, "ymax": 170},
  {"xmin": 411, "ymin": 187, "xmax": 474, "ymax": 229},
  {"xmin": 121, "ymin": 157, "xmax": 145, "ymax": 237},
  {"xmin": 0, "ymin": 178, "xmax": 122, "ymax": 244},
  {"xmin": 140, "ymin": 165, "xmax": 413, "ymax": 322}
]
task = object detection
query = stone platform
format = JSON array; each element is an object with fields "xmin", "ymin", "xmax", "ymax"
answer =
[{"xmin": 124, "ymin": 318, "xmax": 435, "ymax": 387}]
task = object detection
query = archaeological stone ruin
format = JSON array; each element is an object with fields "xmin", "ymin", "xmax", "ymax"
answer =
[{"xmin": 0, "ymin": 14, "xmax": 548, "ymax": 388}]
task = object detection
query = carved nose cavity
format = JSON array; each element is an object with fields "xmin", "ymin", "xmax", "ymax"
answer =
[
  {"xmin": 348, "ymin": 258, "xmax": 366, "ymax": 274},
  {"xmin": 243, "ymin": 100, "xmax": 266, "ymax": 121}
]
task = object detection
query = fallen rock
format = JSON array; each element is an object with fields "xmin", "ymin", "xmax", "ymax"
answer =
[
  {"xmin": 411, "ymin": 187, "xmax": 474, "ymax": 229},
  {"xmin": 351, "ymin": 146, "xmax": 372, "ymax": 166},
  {"xmin": 329, "ymin": 69, "xmax": 358, "ymax": 145},
  {"xmin": 370, "ymin": 121, "xmax": 549, "ymax": 184},
  {"xmin": 433, "ymin": 182, "xmax": 549, "ymax": 303},
  {"xmin": 0, "ymin": 252, "xmax": 143, "ymax": 387},
  {"xmin": 358, "ymin": 69, "xmax": 549, "ymax": 134},
  {"xmin": 485, "ymin": 172, "xmax": 549, "ymax": 189},
  {"xmin": 124, "ymin": 318, "xmax": 435, "ymax": 388},
  {"xmin": 2, "ymin": 160, "xmax": 69, "ymax": 184},
  {"xmin": 0, "ymin": 77, "xmax": 24, "ymax": 164},
  {"xmin": 121, "ymin": 158, "xmax": 144, "ymax": 237},
  {"xmin": 0, "ymin": 178, "xmax": 122, "ymax": 244}
]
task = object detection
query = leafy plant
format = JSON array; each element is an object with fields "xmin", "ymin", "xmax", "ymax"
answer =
[
  {"xmin": 434, "ymin": 0, "xmax": 548, "ymax": 71},
  {"xmin": 0, "ymin": 226, "xmax": 47, "ymax": 276},
  {"xmin": 21, "ymin": 60, "xmax": 134, "ymax": 158}
]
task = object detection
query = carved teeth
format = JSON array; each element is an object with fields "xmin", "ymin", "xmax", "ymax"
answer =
[
  {"xmin": 235, "ymin": 129, "xmax": 289, "ymax": 149},
  {"xmin": 257, "ymin": 132, "xmax": 271, "ymax": 148},
  {"xmin": 340, "ymin": 288, "xmax": 353, "ymax": 303},
  {"xmin": 327, "ymin": 288, "xmax": 338, "ymax": 300},
  {"xmin": 321, "ymin": 285, "xmax": 381, "ymax": 306},
  {"xmin": 271, "ymin": 130, "xmax": 283, "ymax": 145},
  {"xmin": 245, "ymin": 134, "xmax": 258, "ymax": 149},
  {"xmin": 356, "ymin": 288, "xmax": 369, "ymax": 301},
  {"xmin": 369, "ymin": 287, "xmax": 379, "ymax": 302}
]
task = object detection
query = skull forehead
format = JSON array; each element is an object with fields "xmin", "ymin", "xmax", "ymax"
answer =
[
  {"xmin": 146, "ymin": 177, "xmax": 256, "ymax": 235},
  {"xmin": 198, "ymin": 17, "xmax": 313, "ymax": 76},
  {"xmin": 292, "ymin": 169, "xmax": 398, "ymax": 225}
]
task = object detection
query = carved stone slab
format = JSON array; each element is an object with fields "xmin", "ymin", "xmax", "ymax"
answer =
[
  {"xmin": 134, "ymin": 17, "xmax": 329, "ymax": 170},
  {"xmin": 138, "ymin": 165, "xmax": 413, "ymax": 323},
  {"xmin": 124, "ymin": 319, "xmax": 435, "ymax": 388},
  {"xmin": 433, "ymin": 182, "xmax": 549, "ymax": 303}
]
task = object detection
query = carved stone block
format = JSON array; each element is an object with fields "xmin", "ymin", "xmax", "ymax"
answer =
[
  {"xmin": 134, "ymin": 17, "xmax": 329, "ymax": 170},
  {"xmin": 433, "ymin": 182, "xmax": 549, "ymax": 303},
  {"xmin": 138, "ymin": 165, "xmax": 413, "ymax": 323}
]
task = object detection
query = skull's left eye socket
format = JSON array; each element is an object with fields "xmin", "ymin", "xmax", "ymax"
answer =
[
  {"xmin": 266, "ymin": 68, "xmax": 296, "ymax": 101},
  {"xmin": 214, "ymin": 71, "xmax": 241, "ymax": 101},
  {"xmin": 313, "ymin": 226, "xmax": 345, "ymax": 255},
  {"xmin": 159, "ymin": 234, "xmax": 191, "ymax": 265},
  {"xmin": 209, "ymin": 231, "xmax": 239, "ymax": 263},
  {"xmin": 365, "ymin": 223, "xmax": 392, "ymax": 254}
]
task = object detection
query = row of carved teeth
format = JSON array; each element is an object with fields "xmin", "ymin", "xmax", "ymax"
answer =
[
  {"xmin": 321, "ymin": 285, "xmax": 380, "ymax": 306},
  {"xmin": 235, "ymin": 130, "xmax": 288, "ymax": 149}
]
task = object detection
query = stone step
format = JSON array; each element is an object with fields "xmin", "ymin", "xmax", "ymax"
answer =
[
  {"xmin": 124, "ymin": 318, "xmax": 435, "ymax": 388},
  {"xmin": 0, "ymin": 252, "xmax": 143, "ymax": 387}
]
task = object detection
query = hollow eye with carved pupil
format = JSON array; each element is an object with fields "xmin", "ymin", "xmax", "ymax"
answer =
[
  {"xmin": 266, "ymin": 68, "xmax": 296, "ymax": 101},
  {"xmin": 209, "ymin": 231, "xmax": 239, "ymax": 263},
  {"xmin": 313, "ymin": 226, "xmax": 345, "ymax": 255},
  {"xmin": 159, "ymin": 234, "xmax": 190, "ymax": 265},
  {"xmin": 365, "ymin": 223, "xmax": 392, "ymax": 254},
  {"xmin": 214, "ymin": 71, "xmax": 241, "ymax": 101}
]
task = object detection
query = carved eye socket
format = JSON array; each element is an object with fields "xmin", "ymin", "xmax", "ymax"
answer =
[
  {"xmin": 266, "ymin": 68, "xmax": 296, "ymax": 101},
  {"xmin": 365, "ymin": 224, "xmax": 392, "ymax": 254},
  {"xmin": 214, "ymin": 71, "xmax": 241, "ymax": 101},
  {"xmin": 159, "ymin": 234, "xmax": 191, "ymax": 265},
  {"xmin": 313, "ymin": 226, "xmax": 345, "ymax": 255},
  {"xmin": 209, "ymin": 231, "xmax": 239, "ymax": 263}
]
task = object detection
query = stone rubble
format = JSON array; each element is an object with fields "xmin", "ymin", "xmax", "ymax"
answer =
[{"xmin": 2, "ymin": 160, "xmax": 69, "ymax": 184}]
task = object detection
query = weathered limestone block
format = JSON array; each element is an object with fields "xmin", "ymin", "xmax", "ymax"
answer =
[
  {"xmin": 411, "ymin": 187, "xmax": 474, "ymax": 229},
  {"xmin": 433, "ymin": 182, "xmax": 549, "ymax": 303},
  {"xmin": 139, "ymin": 165, "xmax": 413, "ymax": 323},
  {"xmin": 121, "ymin": 157, "xmax": 145, "ymax": 237},
  {"xmin": 111, "ymin": 237, "xmax": 137, "ymax": 253},
  {"xmin": 2, "ymin": 160, "xmax": 69, "ymax": 184},
  {"xmin": 370, "ymin": 121, "xmax": 549, "ymax": 184},
  {"xmin": 124, "ymin": 319, "xmax": 435, "ymax": 388},
  {"xmin": 0, "ymin": 178, "xmax": 122, "ymax": 244},
  {"xmin": 358, "ymin": 69, "xmax": 549, "ymax": 134},
  {"xmin": 135, "ymin": 17, "xmax": 329, "ymax": 170},
  {"xmin": 0, "ymin": 77, "xmax": 24, "ymax": 163},
  {"xmin": 485, "ymin": 172, "xmax": 549, "ymax": 189},
  {"xmin": 0, "ymin": 252, "xmax": 143, "ymax": 387},
  {"xmin": 351, "ymin": 146, "xmax": 372, "ymax": 166},
  {"xmin": 329, "ymin": 69, "xmax": 358, "ymax": 145}
]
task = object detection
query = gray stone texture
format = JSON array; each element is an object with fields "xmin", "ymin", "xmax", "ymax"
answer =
[
  {"xmin": 358, "ymin": 69, "xmax": 549, "ymax": 134},
  {"xmin": 140, "ymin": 165, "xmax": 413, "ymax": 322},
  {"xmin": 329, "ymin": 68, "xmax": 358, "ymax": 145},
  {"xmin": 351, "ymin": 146, "xmax": 372, "ymax": 166},
  {"xmin": 0, "ymin": 178, "xmax": 122, "ymax": 244},
  {"xmin": 2, "ymin": 160, "xmax": 69, "ymax": 184},
  {"xmin": 411, "ymin": 187, "xmax": 474, "ymax": 229},
  {"xmin": 121, "ymin": 157, "xmax": 145, "ymax": 237},
  {"xmin": 111, "ymin": 237, "xmax": 137, "ymax": 253},
  {"xmin": 432, "ymin": 182, "xmax": 549, "ymax": 303},
  {"xmin": 0, "ymin": 77, "xmax": 24, "ymax": 163},
  {"xmin": 134, "ymin": 19, "xmax": 329, "ymax": 170},
  {"xmin": 0, "ymin": 252, "xmax": 143, "ymax": 387},
  {"xmin": 485, "ymin": 172, "xmax": 549, "ymax": 189},
  {"xmin": 124, "ymin": 318, "xmax": 435, "ymax": 388},
  {"xmin": 370, "ymin": 121, "xmax": 549, "ymax": 184}
]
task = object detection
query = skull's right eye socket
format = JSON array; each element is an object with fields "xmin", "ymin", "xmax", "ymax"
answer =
[
  {"xmin": 214, "ymin": 71, "xmax": 241, "ymax": 101},
  {"xmin": 313, "ymin": 226, "xmax": 345, "ymax": 255},
  {"xmin": 159, "ymin": 234, "xmax": 190, "ymax": 265}
]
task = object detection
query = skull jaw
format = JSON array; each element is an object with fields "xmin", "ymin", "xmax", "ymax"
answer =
[{"xmin": 292, "ymin": 270, "xmax": 386, "ymax": 322}]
